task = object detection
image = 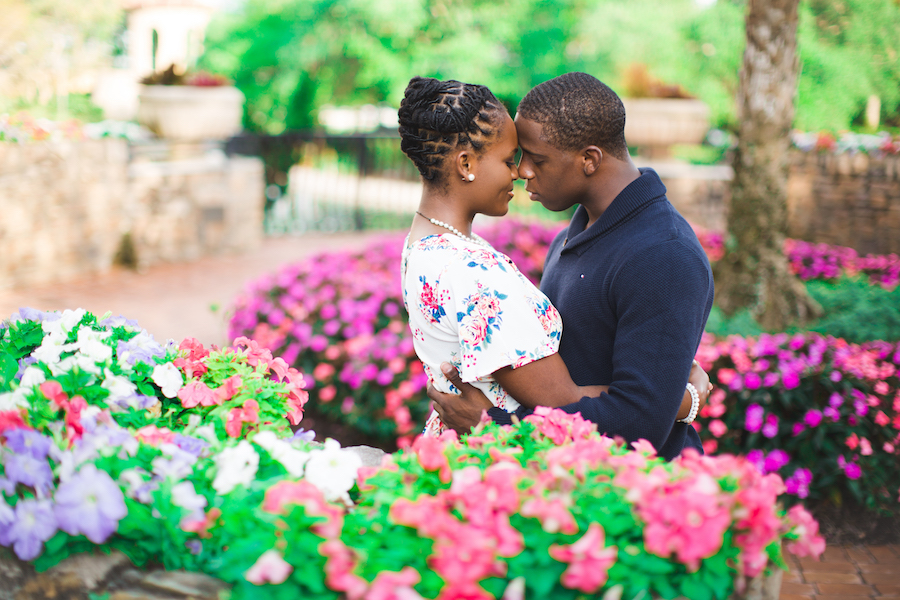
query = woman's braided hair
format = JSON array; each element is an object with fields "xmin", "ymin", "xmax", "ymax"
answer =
[{"xmin": 398, "ymin": 76, "xmax": 506, "ymax": 185}]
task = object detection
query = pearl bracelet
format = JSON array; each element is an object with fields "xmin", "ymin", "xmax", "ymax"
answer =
[{"xmin": 677, "ymin": 382, "xmax": 700, "ymax": 425}]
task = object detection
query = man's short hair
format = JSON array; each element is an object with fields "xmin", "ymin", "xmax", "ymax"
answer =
[{"xmin": 518, "ymin": 72, "xmax": 629, "ymax": 160}]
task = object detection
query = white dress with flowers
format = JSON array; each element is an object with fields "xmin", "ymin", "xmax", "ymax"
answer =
[{"xmin": 401, "ymin": 233, "xmax": 563, "ymax": 436}]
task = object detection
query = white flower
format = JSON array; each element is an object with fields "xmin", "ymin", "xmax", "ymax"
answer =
[
  {"xmin": 32, "ymin": 336, "xmax": 66, "ymax": 365},
  {"xmin": 151, "ymin": 363, "xmax": 183, "ymax": 398},
  {"xmin": 0, "ymin": 392, "xmax": 23, "ymax": 411},
  {"xmin": 253, "ymin": 431, "xmax": 310, "ymax": 478},
  {"xmin": 303, "ymin": 438, "xmax": 362, "ymax": 503},
  {"xmin": 101, "ymin": 369, "xmax": 140, "ymax": 411},
  {"xmin": 19, "ymin": 366, "xmax": 46, "ymax": 389},
  {"xmin": 212, "ymin": 441, "xmax": 259, "ymax": 495},
  {"xmin": 1, "ymin": 366, "xmax": 45, "ymax": 410},
  {"xmin": 171, "ymin": 481, "xmax": 206, "ymax": 511},
  {"xmin": 194, "ymin": 424, "xmax": 219, "ymax": 445},
  {"xmin": 64, "ymin": 327, "xmax": 113, "ymax": 365}
]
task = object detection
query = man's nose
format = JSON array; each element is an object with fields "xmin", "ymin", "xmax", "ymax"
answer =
[{"xmin": 518, "ymin": 162, "xmax": 534, "ymax": 179}]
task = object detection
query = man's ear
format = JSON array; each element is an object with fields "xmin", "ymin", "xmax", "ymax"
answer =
[
  {"xmin": 582, "ymin": 146, "xmax": 602, "ymax": 176},
  {"xmin": 454, "ymin": 150, "xmax": 472, "ymax": 181}
]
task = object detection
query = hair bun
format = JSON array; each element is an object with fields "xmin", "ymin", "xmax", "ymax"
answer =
[{"xmin": 399, "ymin": 77, "xmax": 487, "ymax": 135}]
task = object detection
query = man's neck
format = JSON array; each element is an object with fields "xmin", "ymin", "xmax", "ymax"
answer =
[{"xmin": 580, "ymin": 158, "xmax": 642, "ymax": 230}]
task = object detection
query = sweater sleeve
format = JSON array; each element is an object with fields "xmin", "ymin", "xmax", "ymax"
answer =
[{"xmin": 491, "ymin": 240, "xmax": 712, "ymax": 458}]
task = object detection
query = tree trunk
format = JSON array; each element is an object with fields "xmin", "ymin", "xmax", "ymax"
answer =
[{"xmin": 715, "ymin": 0, "xmax": 821, "ymax": 331}]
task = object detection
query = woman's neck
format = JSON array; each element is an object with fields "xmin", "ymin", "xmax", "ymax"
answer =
[{"xmin": 415, "ymin": 188, "xmax": 474, "ymax": 237}]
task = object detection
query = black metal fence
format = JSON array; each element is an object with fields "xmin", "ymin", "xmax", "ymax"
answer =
[{"xmin": 225, "ymin": 130, "xmax": 421, "ymax": 233}]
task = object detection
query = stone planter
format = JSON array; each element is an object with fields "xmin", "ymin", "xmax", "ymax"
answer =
[
  {"xmin": 137, "ymin": 85, "xmax": 244, "ymax": 141},
  {"xmin": 622, "ymin": 98, "xmax": 710, "ymax": 158}
]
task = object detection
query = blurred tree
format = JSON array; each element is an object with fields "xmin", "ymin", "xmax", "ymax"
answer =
[
  {"xmin": 714, "ymin": 0, "xmax": 821, "ymax": 331},
  {"xmin": 199, "ymin": 0, "xmax": 900, "ymax": 134},
  {"xmin": 0, "ymin": 0, "xmax": 119, "ymax": 116}
]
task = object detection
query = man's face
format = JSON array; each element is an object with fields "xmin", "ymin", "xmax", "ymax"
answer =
[{"xmin": 514, "ymin": 115, "xmax": 586, "ymax": 213}]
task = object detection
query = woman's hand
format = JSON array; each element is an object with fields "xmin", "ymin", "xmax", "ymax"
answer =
[{"xmin": 427, "ymin": 363, "xmax": 494, "ymax": 433}]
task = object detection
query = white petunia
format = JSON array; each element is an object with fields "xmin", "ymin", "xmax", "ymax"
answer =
[
  {"xmin": 303, "ymin": 438, "xmax": 362, "ymax": 503},
  {"xmin": 212, "ymin": 441, "xmax": 259, "ymax": 495},
  {"xmin": 101, "ymin": 369, "xmax": 140, "ymax": 411},
  {"xmin": 171, "ymin": 481, "xmax": 207, "ymax": 526},
  {"xmin": 253, "ymin": 431, "xmax": 310, "ymax": 478},
  {"xmin": 151, "ymin": 363, "xmax": 183, "ymax": 398},
  {"xmin": 19, "ymin": 366, "xmax": 46, "ymax": 389},
  {"xmin": 32, "ymin": 336, "xmax": 66, "ymax": 365}
]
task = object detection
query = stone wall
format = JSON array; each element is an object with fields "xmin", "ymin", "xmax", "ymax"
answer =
[
  {"xmin": 0, "ymin": 140, "xmax": 264, "ymax": 289},
  {"xmin": 647, "ymin": 152, "xmax": 900, "ymax": 255},
  {"xmin": 787, "ymin": 152, "xmax": 900, "ymax": 255}
]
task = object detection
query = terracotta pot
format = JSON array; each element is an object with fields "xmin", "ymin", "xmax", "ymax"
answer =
[{"xmin": 137, "ymin": 85, "xmax": 244, "ymax": 141}]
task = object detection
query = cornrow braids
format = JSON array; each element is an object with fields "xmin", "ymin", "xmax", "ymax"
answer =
[
  {"xmin": 398, "ymin": 76, "xmax": 507, "ymax": 185},
  {"xmin": 518, "ymin": 72, "xmax": 629, "ymax": 161}
]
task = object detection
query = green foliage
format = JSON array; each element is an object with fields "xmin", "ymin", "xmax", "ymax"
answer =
[
  {"xmin": 199, "ymin": 0, "xmax": 900, "ymax": 134},
  {"xmin": 705, "ymin": 275, "xmax": 900, "ymax": 343}
]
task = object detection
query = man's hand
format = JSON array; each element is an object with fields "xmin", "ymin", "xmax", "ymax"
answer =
[{"xmin": 427, "ymin": 362, "xmax": 493, "ymax": 434}]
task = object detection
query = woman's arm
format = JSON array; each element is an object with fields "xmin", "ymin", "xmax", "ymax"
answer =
[{"xmin": 489, "ymin": 355, "xmax": 709, "ymax": 417}]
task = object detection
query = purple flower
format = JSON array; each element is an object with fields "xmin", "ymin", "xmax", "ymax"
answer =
[
  {"xmin": 823, "ymin": 406, "xmax": 840, "ymax": 421},
  {"xmin": 830, "ymin": 371, "xmax": 842, "ymax": 382},
  {"xmin": 174, "ymin": 435, "xmax": 208, "ymax": 456},
  {"xmin": 4, "ymin": 429, "xmax": 52, "ymax": 459},
  {"xmin": 7, "ymin": 498, "xmax": 57, "ymax": 560},
  {"xmin": 762, "ymin": 414, "xmax": 779, "ymax": 438},
  {"xmin": 853, "ymin": 398, "xmax": 869, "ymax": 417},
  {"xmin": 4, "ymin": 454, "xmax": 54, "ymax": 491},
  {"xmin": 764, "ymin": 449, "xmax": 790, "ymax": 473},
  {"xmin": 804, "ymin": 409, "xmax": 823, "ymax": 428},
  {"xmin": 844, "ymin": 462, "xmax": 862, "ymax": 480},
  {"xmin": 289, "ymin": 428, "xmax": 316, "ymax": 443},
  {"xmin": 54, "ymin": 464, "xmax": 127, "ymax": 544},
  {"xmin": 762, "ymin": 372, "xmax": 780, "ymax": 387},
  {"xmin": 745, "ymin": 404, "xmax": 764, "ymax": 433},
  {"xmin": 792, "ymin": 423, "xmax": 806, "ymax": 436},
  {"xmin": 99, "ymin": 315, "xmax": 139, "ymax": 328},
  {"xmin": 0, "ymin": 497, "xmax": 14, "ymax": 545}
]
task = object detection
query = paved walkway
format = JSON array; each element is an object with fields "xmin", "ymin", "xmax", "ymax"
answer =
[{"xmin": 2, "ymin": 232, "xmax": 898, "ymax": 598}]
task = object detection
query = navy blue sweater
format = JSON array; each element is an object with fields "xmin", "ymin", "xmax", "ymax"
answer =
[{"xmin": 489, "ymin": 169, "xmax": 714, "ymax": 460}]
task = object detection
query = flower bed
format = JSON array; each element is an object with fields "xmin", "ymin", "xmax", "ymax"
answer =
[
  {"xmin": 694, "ymin": 332, "xmax": 900, "ymax": 513},
  {"xmin": 0, "ymin": 310, "xmax": 825, "ymax": 599}
]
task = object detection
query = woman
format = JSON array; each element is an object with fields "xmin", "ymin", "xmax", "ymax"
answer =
[{"xmin": 398, "ymin": 76, "xmax": 707, "ymax": 435}]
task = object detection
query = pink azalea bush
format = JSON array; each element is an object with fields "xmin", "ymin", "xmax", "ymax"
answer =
[{"xmin": 693, "ymin": 332, "xmax": 900, "ymax": 513}]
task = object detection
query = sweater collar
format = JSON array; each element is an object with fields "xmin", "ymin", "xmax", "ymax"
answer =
[{"xmin": 563, "ymin": 168, "xmax": 667, "ymax": 251}]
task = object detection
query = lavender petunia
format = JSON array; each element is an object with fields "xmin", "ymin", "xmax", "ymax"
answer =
[
  {"xmin": 7, "ymin": 498, "xmax": 57, "ymax": 561},
  {"xmin": 99, "ymin": 315, "xmax": 140, "ymax": 328},
  {"xmin": 4, "ymin": 453, "xmax": 54, "ymax": 492},
  {"xmin": 54, "ymin": 464, "xmax": 127, "ymax": 544},
  {"xmin": 173, "ymin": 435, "xmax": 209, "ymax": 456},
  {"xmin": 0, "ymin": 496, "xmax": 14, "ymax": 545},
  {"xmin": 4, "ymin": 429, "xmax": 52, "ymax": 459},
  {"xmin": 289, "ymin": 428, "xmax": 316, "ymax": 443}
]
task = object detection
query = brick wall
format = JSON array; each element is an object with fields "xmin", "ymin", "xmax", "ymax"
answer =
[{"xmin": 0, "ymin": 140, "xmax": 264, "ymax": 289}]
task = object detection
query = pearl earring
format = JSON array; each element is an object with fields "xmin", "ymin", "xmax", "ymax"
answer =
[{"xmin": 467, "ymin": 174, "xmax": 475, "ymax": 182}]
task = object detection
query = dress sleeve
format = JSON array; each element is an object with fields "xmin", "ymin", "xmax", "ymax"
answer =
[{"xmin": 444, "ymin": 247, "xmax": 562, "ymax": 382}]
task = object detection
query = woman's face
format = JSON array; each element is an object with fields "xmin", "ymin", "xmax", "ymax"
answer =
[{"xmin": 466, "ymin": 113, "xmax": 519, "ymax": 218}]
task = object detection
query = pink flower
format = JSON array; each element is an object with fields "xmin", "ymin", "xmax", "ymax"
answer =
[
  {"xmin": 245, "ymin": 549, "xmax": 292, "ymax": 585},
  {"xmin": 549, "ymin": 523, "xmax": 618, "ymax": 593},
  {"xmin": 177, "ymin": 380, "xmax": 221, "ymax": 408},
  {"xmin": 860, "ymin": 438, "xmax": 873, "ymax": 456},
  {"xmin": 520, "ymin": 495, "xmax": 578, "ymax": 535},
  {"xmin": 708, "ymin": 420, "xmax": 727, "ymax": 438},
  {"xmin": 745, "ymin": 404, "xmax": 764, "ymax": 433},
  {"xmin": 784, "ymin": 505, "xmax": 826, "ymax": 559},
  {"xmin": 412, "ymin": 435, "xmax": 452, "ymax": 483},
  {"xmin": 366, "ymin": 567, "xmax": 422, "ymax": 600},
  {"xmin": 215, "ymin": 375, "xmax": 243, "ymax": 403},
  {"xmin": 135, "ymin": 424, "xmax": 175, "ymax": 446},
  {"xmin": 875, "ymin": 411, "xmax": 890, "ymax": 427},
  {"xmin": 846, "ymin": 433, "xmax": 860, "ymax": 450},
  {"xmin": 225, "ymin": 400, "xmax": 260, "ymax": 438}
]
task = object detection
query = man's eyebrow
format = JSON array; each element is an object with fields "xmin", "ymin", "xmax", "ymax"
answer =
[{"xmin": 519, "ymin": 146, "xmax": 546, "ymax": 158}]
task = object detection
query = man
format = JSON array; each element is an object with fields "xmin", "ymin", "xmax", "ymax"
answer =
[{"xmin": 429, "ymin": 72, "xmax": 714, "ymax": 460}]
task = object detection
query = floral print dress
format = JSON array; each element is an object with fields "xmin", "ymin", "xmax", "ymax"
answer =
[{"xmin": 401, "ymin": 233, "xmax": 563, "ymax": 436}]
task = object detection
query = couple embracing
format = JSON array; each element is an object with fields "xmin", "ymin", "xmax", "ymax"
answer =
[{"xmin": 399, "ymin": 72, "xmax": 714, "ymax": 460}]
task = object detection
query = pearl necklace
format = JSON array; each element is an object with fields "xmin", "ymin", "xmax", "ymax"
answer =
[{"xmin": 416, "ymin": 211, "xmax": 491, "ymax": 248}]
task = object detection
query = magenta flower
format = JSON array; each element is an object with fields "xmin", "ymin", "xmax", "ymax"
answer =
[
  {"xmin": 54, "ymin": 464, "xmax": 127, "ymax": 543},
  {"xmin": 761, "ymin": 414, "xmax": 779, "ymax": 438},
  {"xmin": 743, "ymin": 372, "xmax": 761, "ymax": 390},
  {"xmin": 803, "ymin": 409, "xmax": 823, "ymax": 428},
  {"xmin": 785, "ymin": 468, "xmax": 812, "ymax": 498},
  {"xmin": 763, "ymin": 450, "xmax": 789, "ymax": 473},
  {"xmin": 745, "ymin": 404, "xmax": 764, "ymax": 433},
  {"xmin": 746, "ymin": 449, "xmax": 765, "ymax": 473},
  {"xmin": 823, "ymin": 406, "xmax": 840, "ymax": 421},
  {"xmin": 782, "ymin": 370, "xmax": 800, "ymax": 389},
  {"xmin": 791, "ymin": 423, "xmax": 806, "ymax": 437}
]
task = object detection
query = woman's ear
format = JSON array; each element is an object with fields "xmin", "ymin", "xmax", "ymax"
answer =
[
  {"xmin": 583, "ymin": 146, "xmax": 602, "ymax": 176},
  {"xmin": 454, "ymin": 150, "xmax": 473, "ymax": 181}
]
